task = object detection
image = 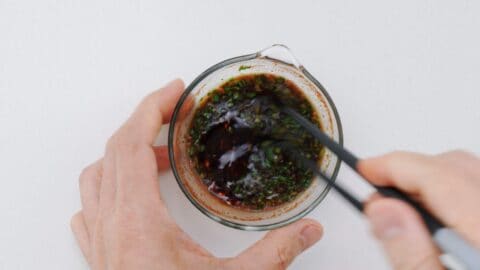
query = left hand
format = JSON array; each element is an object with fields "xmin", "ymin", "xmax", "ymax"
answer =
[{"xmin": 70, "ymin": 79, "xmax": 323, "ymax": 270}]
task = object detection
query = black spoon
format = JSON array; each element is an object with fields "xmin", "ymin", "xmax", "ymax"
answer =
[{"xmin": 275, "ymin": 101, "xmax": 480, "ymax": 270}]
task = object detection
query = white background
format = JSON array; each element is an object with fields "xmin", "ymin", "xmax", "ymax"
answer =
[{"xmin": 1, "ymin": 1, "xmax": 479, "ymax": 269}]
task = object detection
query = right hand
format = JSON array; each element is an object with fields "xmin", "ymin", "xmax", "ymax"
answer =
[{"xmin": 359, "ymin": 151, "xmax": 480, "ymax": 270}]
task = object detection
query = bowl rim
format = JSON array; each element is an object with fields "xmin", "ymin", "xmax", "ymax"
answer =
[{"xmin": 168, "ymin": 50, "xmax": 344, "ymax": 231}]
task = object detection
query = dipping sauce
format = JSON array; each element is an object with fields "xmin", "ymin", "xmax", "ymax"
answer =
[{"xmin": 188, "ymin": 74, "xmax": 323, "ymax": 210}]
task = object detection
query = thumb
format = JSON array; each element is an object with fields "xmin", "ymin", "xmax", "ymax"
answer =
[
  {"xmin": 365, "ymin": 198, "xmax": 444, "ymax": 270},
  {"xmin": 232, "ymin": 219, "xmax": 323, "ymax": 270}
]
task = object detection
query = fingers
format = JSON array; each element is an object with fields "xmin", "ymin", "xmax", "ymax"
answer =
[
  {"xmin": 98, "ymin": 144, "xmax": 117, "ymax": 213},
  {"xmin": 435, "ymin": 150, "xmax": 480, "ymax": 181},
  {"xmin": 79, "ymin": 159, "xmax": 103, "ymax": 236},
  {"xmin": 359, "ymin": 151, "xmax": 480, "ymax": 246},
  {"xmin": 114, "ymin": 78, "xmax": 184, "ymax": 145},
  {"xmin": 73, "ymin": 80, "xmax": 184, "ymax": 267},
  {"xmin": 101, "ymin": 79, "xmax": 184, "ymax": 209},
  {"xmin": 365, "ymin": 199, "xmax": 443, "ymax": 270},
  {"xmin": 79, "ymin": 148, "xmax": 168, "ymax": 220},
  {"xmin": 71, "ymin": 211, "xmax": 91, "ymax": 265},
  {"xmin": 232, "ymin": 219, "xmax": 323, "ymax": 270},
  {"xmin": 358, "ymin": 151, "xmax": 439, "ymax": 194},
  {"xmin": 153, "ymin": 145, "xmax": 170, "ymax": 171}
]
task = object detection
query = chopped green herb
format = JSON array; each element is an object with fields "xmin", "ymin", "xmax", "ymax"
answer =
[
  {"xmin": 238, "ymin": 65, "xmax": 252, "ymax": 71},
  {"xmin": 275, "ymin": 76, "xmax": 285, "ymax": 84},
  {"xmin": 188, "ymin": 74, "xmax": 324, "ymax": 210}
]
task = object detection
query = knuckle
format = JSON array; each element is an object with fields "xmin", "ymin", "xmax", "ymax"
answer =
[
  {"xmin": 70, "ymin": 212, "xmax": 82, "ymax": 230},
  {"xmin": 79, "ymin": 165, "xmax": 96, "ymax": 185},
  {"xmin": 78, "ymin": 161, "xmax": 102, "ymax": 188},
  {"xmin": 274, "ymin": 246, "xmax": 292, "ymax": 270}
]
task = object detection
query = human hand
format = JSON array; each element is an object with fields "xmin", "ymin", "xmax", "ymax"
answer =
[
  {"xmin": 70, "ymin": 79, "xmax": 323, "ymax": 270},
  {"xmin": 360, "ymin": 151, "xmax": 480, "ymax": 269}
]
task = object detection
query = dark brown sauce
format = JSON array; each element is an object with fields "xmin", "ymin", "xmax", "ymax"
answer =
[{"xmin": 188, "ymin": 74, "xmax": 323, "ymax": 210}]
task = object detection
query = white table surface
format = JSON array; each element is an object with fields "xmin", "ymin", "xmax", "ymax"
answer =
[{"xmin": 1, "ymin": 1, "xmax": 479, "ymax": 269}]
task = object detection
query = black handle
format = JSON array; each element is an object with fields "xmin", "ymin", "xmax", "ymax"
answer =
[{"xmin": 277, "ymin": 101, "xmax": 445, "ymax": 234}]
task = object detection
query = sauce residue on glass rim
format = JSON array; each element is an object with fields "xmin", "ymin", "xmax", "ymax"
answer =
[{"xmin": 187, "ymin": 74, "xmax": 324, "ymax": 210}]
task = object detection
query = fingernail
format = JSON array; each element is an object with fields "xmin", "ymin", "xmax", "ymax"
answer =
[
  {"xmin": 369, "ymin": 209, "xmax": 404, "ymax": 240},
  {"xmin": 300, "ymin": 224, "xmax": 322, "ymax": 249}
]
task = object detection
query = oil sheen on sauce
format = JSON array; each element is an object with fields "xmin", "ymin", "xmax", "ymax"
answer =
[{"xmin": 188, "ymin": 74, "xmax": 324, "ymax": 210}]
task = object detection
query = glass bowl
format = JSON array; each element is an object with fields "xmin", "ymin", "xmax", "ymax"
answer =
[{"xmin": 168, "ymin": 44, "xmax": 343, "ymax": 230}]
